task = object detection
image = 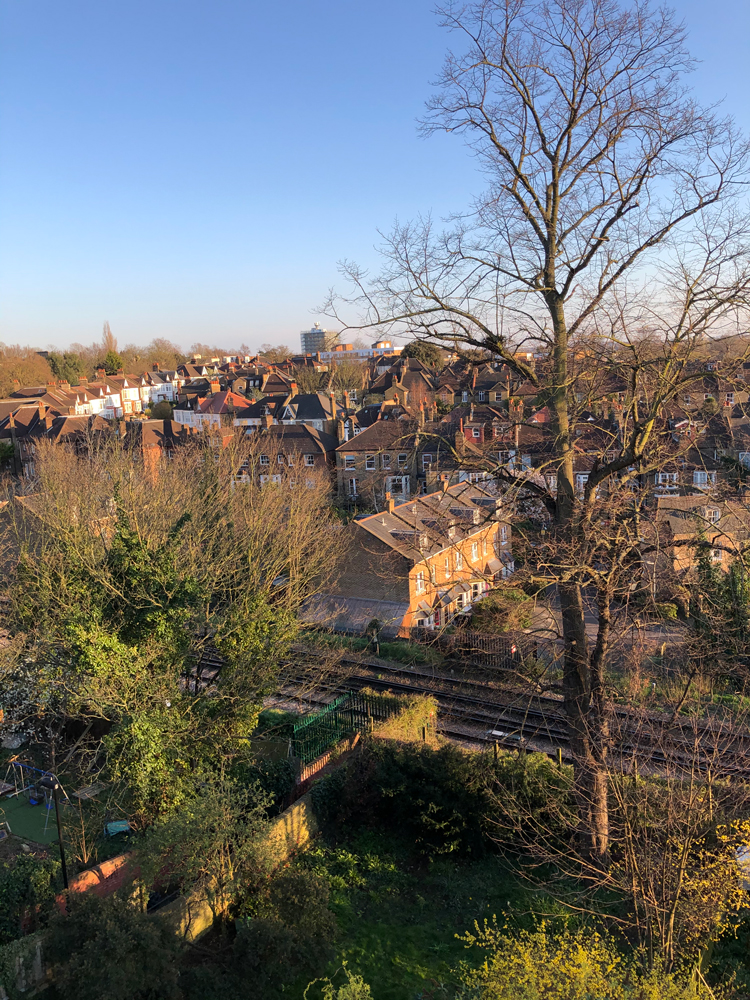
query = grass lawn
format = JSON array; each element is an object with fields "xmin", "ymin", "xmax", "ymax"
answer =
[{"xmin": 292, "ymin": 829, "xmax": 552, "ymax": 1000}]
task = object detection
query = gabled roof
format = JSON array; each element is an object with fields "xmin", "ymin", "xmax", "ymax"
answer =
[
  {"xmin": 355, "ymin": 481, "xmax": 504, "ymax": 562},
  {"xmin": 336, "ymin": 419, "xmax": 417, "ymax": 453},
  {"xmin": 198, "ymin": 391, "xmax": 247, "ymax": 414}
]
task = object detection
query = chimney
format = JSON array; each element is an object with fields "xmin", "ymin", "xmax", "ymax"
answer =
[
  {"xmin": 47, "ymin": 380, "xmax": 56, "ymax": 388},
  {"xmin": 116, "ymin": 368, "xmax": 124, "ymax": 375},
  {"xmin": 37, "ymin": 400, "xmax": 44, "ymax": 416},
  {"xmin": 418, "ymin": 401, "xmax": 425, "ymax": 428},
  {"xmin": 441, "ymin": 476, "xmax": 450, "ymax": 493},
  {"xmin": 78, "ymin": 376, "xmax": 88, "ymax": 386},
  {"xmin": 209, "ymin": 378, "xmax": 221, "ymax": 394},
  {"xmin": 290, "ymin": 381, "xmax": 298, "ymax": 394},
  {"xmin": 343, "ymin": 390, "xmax": 350, "ymax": 409},
  {"xmin": 262, "ymin": 413, "xmax": 273, "ymax": 429},
  {"xmin": 316, "ymin": 351, "xmax": 321, "ymax": 363},
  {"xmin": 329, "ymin": 392, "xmax": 337, "ymax": 419},
  {"xmin": 59, "ymin": 381, "xmax": 71, "ymax": 392},
  {"xmin": 12, "ymin": 379, "xmax": 19, "ymax": 389},
  {"xmin": 152, "ymin": 363, "xmax": 160, "ymax": 371},
  {"xmin": 385, "ymin": 491, "xmax": 395, "ymax": 513},
  {"xmin": 97, "ymin": 367, "xmax": 106, "ymax": 377}
]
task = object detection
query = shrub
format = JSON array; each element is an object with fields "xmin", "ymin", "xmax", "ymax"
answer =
[
  {"xmin": 0, "ymin": 854, "xmax": 62, "ymax": 945},
  {"xmin": 44, "ymin": 891, "xmax": 181, "ymax": 1000},
  {"xmin": 456, "ymin": 921, "xmax": 711, "ymax": 999},
  {"xmin": 470, "ymin": 588, "xmax": 533, "ymax": 633},
  {"xmin": 234, "ymin": 872, "xmax": 336, "ymax": 992},
  {"xmin": 655, "ymin": 602, "xmax": 679, "ymax": 621},
  {"xmin": 311, "ymin": 742, "xmax": 574, "ymax": 857}
]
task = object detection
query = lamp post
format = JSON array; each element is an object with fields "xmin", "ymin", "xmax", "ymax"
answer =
[{"xmin": 39, "ymin": 775, "xmax": 68, "ymax": 890}]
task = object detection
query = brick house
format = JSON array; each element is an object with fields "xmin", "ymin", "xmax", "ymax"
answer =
[{"xmin": 312, "ymin": 481, "xmax": 514, "ymax": 636}]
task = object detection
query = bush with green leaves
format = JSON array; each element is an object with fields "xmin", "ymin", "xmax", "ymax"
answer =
[
  {"xmin": 137, "ymin": 772, "xmax": 272, "ymax": 918},
  {"xmin": 311, "ymin": 741, "xmax": 573, "ymax": 858},
  {"xmin": 0, "ymin": 854, "xmax": 61, "ymax": 945},
  {"xmin": 455, "ymin": 921, "xmax": 713, "ymax": 1000},
  {"xmin": 44, "ymin": 891, "xmax": 181, "ymax": 1000},
  {"xmin": 305, "ymin": 964, "xmax": 373, "ymax": 1000}
]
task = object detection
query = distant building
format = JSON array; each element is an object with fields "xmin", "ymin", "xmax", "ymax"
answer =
[{"xmin": 300, "ymin": 323, "xmax": 337, "ymax": 354}]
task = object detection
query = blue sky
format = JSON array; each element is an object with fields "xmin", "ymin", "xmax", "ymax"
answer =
[{"xmin": 1, "ymin": 0, "xmax": 749, "ymax": 353}]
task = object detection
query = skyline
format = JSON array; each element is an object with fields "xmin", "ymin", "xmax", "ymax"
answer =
[{"xmin": 1, "ymin": 0, "xmax": 749, "ymax": 353}]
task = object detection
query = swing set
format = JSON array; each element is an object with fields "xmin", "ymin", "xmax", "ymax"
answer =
[{"xmin": 0, "ymin": 760, "xmax": 71, "ymax": 838}]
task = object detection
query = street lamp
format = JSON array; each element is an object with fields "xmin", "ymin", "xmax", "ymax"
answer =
[{"xmin": 39, "ymin": 775, "xmax": 68, "ymax": 890}]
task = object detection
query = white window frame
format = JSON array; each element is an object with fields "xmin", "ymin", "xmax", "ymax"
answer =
[
  {"xmin": 422, "ymin": 453, "xmax": 434, "ymax": 469},
  {"xmin": 471, "ymin": 542, "xmax": 478, "ymax": 562},
  {"xmin": 455, "ymin": 551, "xmax": 463, "ymax": 571},
  {"xmin": 397, "ymin": 453, "xmax": 408, "ymax": 468},
  {"xmin": 347, "ymin": 477, "xmax": 359, "ymax": 497},
  {"xmin": 260, "ymin": 454, "xmax": 270, "ymax": 466},
  {"xmin": 304, "ymin": 454, "xmax": 315, "ymax": 467},
  {"xmin": 472, "ymin": 427, "xmax": 481, "ymax": 439},
  {"xmin": 415, "ymin": 570, "xmax": 426, "ymax": 595},
  {"xmin": 382, "ymin": 453, "xmax": 391, "ymax": 469},
  {"xmin": 344, "ymin": 455, "xmax": 356, "ymax": 470},
  {"xmin": 365, "ymin": 454, "xmax": 376, "ymax": 471}
]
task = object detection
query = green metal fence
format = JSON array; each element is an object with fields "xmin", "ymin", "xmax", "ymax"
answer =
[{"xmin": 291, "ymin": 690, "xmax": 405, "ymax": 764}]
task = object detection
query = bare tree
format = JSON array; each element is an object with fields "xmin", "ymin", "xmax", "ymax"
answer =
[
  {"xmin": 101, "ymin": 321, "xmax": 117, "ymax": 355},
  {"xmin": 326, "ymin": 0, "xmax": 750, "ymax": 858}
]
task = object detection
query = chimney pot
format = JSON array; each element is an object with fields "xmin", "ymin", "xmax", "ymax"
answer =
[
  {"xmin": 385, "ymin": 491, "xmax": 395, "ymax": 513},
  {"xmin": 441, "ymin": 476, "xmax": 450, "ymax": 493}
]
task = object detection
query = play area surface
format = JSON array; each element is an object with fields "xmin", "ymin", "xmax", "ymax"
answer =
[{"xmin": 0, "ymin": 788, "xmax": 61, "ymax": 845}]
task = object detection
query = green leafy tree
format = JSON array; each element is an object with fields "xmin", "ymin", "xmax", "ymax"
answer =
[
  {"xmin": 44, "ymin": 892, "xmax": 181, "ymax": 1000},
  {"xmin": 95, "ymin": 349, "xmax": 123, "ymax": 375},
  {"xmin": 400, "ymin": 341, "xmax": 444, "ymax": 366},
  {"xmin": 0, "ymin": 854, "xmax": 61, "ymax": 945},
  {"xmin": 138, "ymin": 773, "xmax": 272, "ymax": 916},
  {"xmin": 47, "ymin": 351, "xmax": 87, "ymax": 385},
  {"xmin": 149, "ymin": 400, "xmax": 173, "ymax": 420}
]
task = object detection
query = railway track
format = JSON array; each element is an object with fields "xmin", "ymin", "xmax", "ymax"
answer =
[{"xmin": 280, "ymin": 653, "xmax": 750, "ymax": 777}]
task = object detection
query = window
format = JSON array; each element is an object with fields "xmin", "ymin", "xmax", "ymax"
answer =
[
  {"xmin": 471, "ymin": 542, "xmax": 478, "ymax": 562},
  {"xmin": 462, "ymin": 390, "xmax": 469, "ymax": 402},
  {"xmin": 726, "ymin": 393, "xmax": 735, "ymax": 405},
  {"xmin": 472, "ymin": 427, "xmax": 481, "ymax": 439},
  {"xmin": 575, "ymin": 473, "xmax": 589, "ymax": 492},
  {"xmin": 710, "ymin": 548, "xmax": 722, "ymax": 564},
  {"xmin": 422, "ymin": 453, "xmax": 434, "ymax": 469},
  {"xmin": 398, "ymin": 453, "xmax": 408, "ymax": 468},
  {"xmin": 344, "ymin": 455, "xmax": 356, "ymax": 470},
  {"xmin": 693, "ymin": 470, "xmax": 716, "ymax": 486},
  {"xmin": 382, "ymin": 453, "xmax": 391, "ymax": 469},
  {"xmin": 656, "ymin": 472, "xmax": 678, "ymax": 485},
  {"xmin": 499, "ymin": 524, "xmax": 508, "ymax": 543},
  {"xmin": 365, "ymin": 454, "xmax": 376, "ymax": 471},
  {"xmin": 706, "ymin": 507, "xmax": 721, "ymax": 523},
  {"xmin": 387, "ymin": 475, "xmax": 409, "ymax": 497},
  {"xmin": 260, "ymin": 454, "xmax": 270, "ymax": 465},
  {"xmin": 455, "ymin": 551, "xmax": 463, "ymax": 571},
  {"xmin": 704, "ymin": 393, "xmax": 714, "ymax": 401},
  {"xmin": 415, "ymin": 570, "xmax": 426, "ymax": 595},
  {"xmin": 347, "ymin": 477, "xmax": 359, "ymax": 497},
  {"xmin": 478, "ymin": 390, "xmax": 486, "ymax": 402},
  {"xmin": 304, "ymin": 454, "xmax": 315, "ymax": 466},
  {"xmin": 444, "ymin": 556, "xmax": 451, "ymax": 579},
  {"xmin": 277, "ymin": 453, "xmax": 285, "ymax": 465},
  {"xmin": 483, "ymin": 537, "xmax": 488, "ymax": 556}
]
